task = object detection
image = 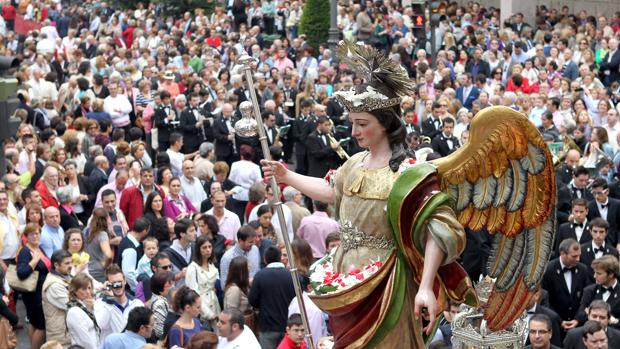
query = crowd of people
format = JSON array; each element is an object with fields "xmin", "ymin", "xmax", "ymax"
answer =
[{"xmin": 0, "ymin": 0, "xmax": 618, "ymax": 349}]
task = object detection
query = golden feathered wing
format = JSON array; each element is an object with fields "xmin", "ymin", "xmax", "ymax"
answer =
[{"xmin": 431, "ymin": 106, "xmax": 556, "ymax": 331}]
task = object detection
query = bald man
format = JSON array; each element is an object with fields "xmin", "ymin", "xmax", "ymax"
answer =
[
  {"xmin": 556, "ymin": 149, "xmax": 581, "ymax": 186},
  {"xmin": 40, "ymin": 206, "xmax": 65, "ymax": 257}
]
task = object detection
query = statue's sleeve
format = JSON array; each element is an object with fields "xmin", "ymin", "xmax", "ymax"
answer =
[{"xmin": 419, "ymin": 204, "xmax": 466, "ymax": 266}]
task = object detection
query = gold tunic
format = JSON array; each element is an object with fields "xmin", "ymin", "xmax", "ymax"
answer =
[{"xmin": 329, "ymin": 151, "xmax": 467, "ymax": 348}]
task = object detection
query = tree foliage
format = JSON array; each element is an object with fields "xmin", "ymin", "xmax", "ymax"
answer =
[{"xmin": 299, "ymin": 0, "xmax": 330, "ymax": 50}]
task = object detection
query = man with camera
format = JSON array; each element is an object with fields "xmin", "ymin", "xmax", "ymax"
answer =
[{"xmin": 94, "ymin": 264, "xmax": 144, "ymax": 339}]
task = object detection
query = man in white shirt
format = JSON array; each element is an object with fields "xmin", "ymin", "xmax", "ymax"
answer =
[
  {"xmin": 605, "ymin": 109, "xmax": 620, "ymax": 152},
  {"xmin": 180, "ymin": 159, "xmax": 207, "ymax": 210},
  {"xmin": 217, "ymin": 308, "xmax": 261, "ymax": 349},
  {"xmin": 103, "ymin": 82, "xmax": 133, "ymax": 129},
  {"xmin": 28, "ymin": 66, "xmax": 58, "ymax": 110},
  {"xmin": 166, "ymin": 133, "xmax": 196, "ymax": 177},
  {"xmin": 206, "ymin": 191, "xmax": 241, "ymax": 241},
  {"xmin": 94, "ymin": 265, "xmax": 144, "ymax": 339},
  {"xmin": 0, "ymin": 190, "xmax": 19, "ymax": 271}
]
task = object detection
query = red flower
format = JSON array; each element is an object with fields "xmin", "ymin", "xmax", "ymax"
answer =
[{"xmin": 408, "ymin": 158, "xmax": 416, "ymax": 165}]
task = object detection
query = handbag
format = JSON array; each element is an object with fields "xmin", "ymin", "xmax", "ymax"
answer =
[
  {"xmin": 0, "ymin": 316, "xmax": 16, "ymax": 349},
  {"xmin": 244, "ymin": 309, "xmax": 257, "ymax": 333},
  {"xmin": 6, "ymin": 264, "xmax": 38, "ymax": 293}
]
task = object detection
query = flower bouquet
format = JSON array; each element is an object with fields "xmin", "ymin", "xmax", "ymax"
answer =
[{"xmin": 310, "ymin": 251, "xmax": 383, "ymax": 296}]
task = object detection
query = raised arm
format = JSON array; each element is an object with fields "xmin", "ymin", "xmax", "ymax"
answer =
[{"xmin": 261, "ymin": 160, "xmax": 334, "ymax": 204}]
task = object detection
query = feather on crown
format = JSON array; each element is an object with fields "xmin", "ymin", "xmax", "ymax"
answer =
[{"xmin": 334, "ymin": 40, "xmax": 413, "ymax": 112}]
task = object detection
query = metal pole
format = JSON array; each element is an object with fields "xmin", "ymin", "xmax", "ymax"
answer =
[
  {"xmin": 430, "ymin": 24, "xmax": 436, "ymax": 69},
  {"xmin": 328, "ymin": 0, "xmax": 339, "ymax": 55},
  {"xmin": 237, "ymin": 54, "xmax": 316, "ymax": 349}
]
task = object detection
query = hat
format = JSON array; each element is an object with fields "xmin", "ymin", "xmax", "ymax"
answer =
[
  {"xmin": 333, "ymin": 41, "xmax": 413, "ymax": 113},
  {"xmin": 163, "ymin": 71, "xmax": 175, "ymax": 80}
]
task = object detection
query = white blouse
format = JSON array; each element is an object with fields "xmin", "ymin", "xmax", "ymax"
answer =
[
  {"xmin": 66, "ymin": 303, "xmax": 100, "ymax": 349},
  {"xmin": 185, "ymin": 261, "xmax": 221, "ymax": 322}
]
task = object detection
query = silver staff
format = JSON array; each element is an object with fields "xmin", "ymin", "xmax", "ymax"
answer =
[{"xmin": 237, "ymin": 53, "xmax": 316, "ymax": 349}]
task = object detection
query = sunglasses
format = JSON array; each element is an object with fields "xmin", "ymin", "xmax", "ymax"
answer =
[{"xmin": 159, "ymin": 265, "xmax": 172, "ymax": 270}]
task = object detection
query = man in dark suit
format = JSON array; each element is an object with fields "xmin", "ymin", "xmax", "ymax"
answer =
[
  {"xmin": 599, "ymin": 38, "xmax": 620, "ymax": 87},
  {"xmin": 588, "ymin": 178, "xmax": 620, "ymax": 248},
  {"xmin": 564, "ymin": 301, "xmax": 620, "ymax": 349},
  {"xmin": 455, "ymin": 73, "xmax": 480, "ymax": 110},
  {"xmin": 179, "ymin": 93, "xmax": 209, "ymax": 154},
  {"xmin": 576, "ymin": 255, "xmax": 620, "ymax": 324},
  {"xmin": 510, "ymin": 13, "xmax": 531, "ymax": 35},
  {"xmin": 465, "ymin": 47, "xmax": 491, "ymax": 79},
  {"xmin": 542, "ymin": 238, "xmax": 594, "ymax": 333},
  {"xmin": 292, "ymin": 99, "xmax": 316, "ymax": 175},
  {"xmin": 556, "ymin": 149, "xmax": 581, "ymax": 186},
  {"xmin": 557, "ymin": 167, "xmax": 593, "ymax": 223},
  {"xmin": 580, "ymin": 218, "xmax": 620, "ymax": 274},
  {"xmin": 262, "ymin": 111, "xmax": 279, "ymax": 148},
  {"xmin": 88, "ymin": 155, "xmax": 109, "ymax": 195},
  {"xmin": 29, "ymin": 143, "xmax": 50, "ymax": 190},
  {"xmin": 306, "ymin": 116, "xmax": 340, "ymax": 179},
  {"xmin": 524, "ymin": 290, "xmax": 563, "ymax": 348},
  {"xmin": 403, "ymin": 108, "xmax": 421, "ymax": 135},
  {"xmin": 555, "ymin": 198, "xmax": 592, "ymax": 256},
  {"xmin": 562, "ymin": 49, "xmax": 579, "ymax": 80},
  {"xmin": 78, "ymin": 35, "xmax": 98, "ymax": 59},
  {"xmin": 431, "ymin": 117, "xmax": 460, "ymax": 157},
  {"xmin": 212, "ymin": 103, "xmax": 237, "ymax": 166},
  {"xmin": 153, "ymin": 90, "xmax": 180, "ymax": 151},
  {"xmin": 421, "ymin": 101, "xmax": 443, "ymax": 140}
]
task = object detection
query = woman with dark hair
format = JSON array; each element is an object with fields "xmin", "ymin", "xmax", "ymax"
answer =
[
  {"xmin": 223, "ymin": 256, "xmax": 251, "ymax": 313},
  {"xmin": 150, "ymin": 271, "xmax": 174, "ymax": 341},
  {"xmin": 143, "ymin": 191, "xmax": 170, "ymax": 244},
  {"xmin": 185, "ymin": 235, "xmax": 220, "ymax": 328},
  {"xmin": 228, "ymin": 144, "xmax": 262, "ymax": 220},
  {"xmin": 17, "ymin": 223, "xmax": 50, "ymax": 349},
  {"xmin": 261, "ymin": 41, "xmax": 470, "ymax": 347},
  {"xmin": 197, "ymin": 214, "xmax": 226, "ymax": 266},
  {"xmin": 168, "ymin": 286, "xmax": 203, "ymax": 348},
  {"xmin": 66, "ymin": 274, "xmax": 100, "ymax": 348},
  {"xmin": 291, "ymin": 238, "xmax": 314, "ymax": 275},
  {"xmin": 85, "ymin": 208, "xmax": 113, "ymax": 282},
  {"xmin": 256, "ymin": 204, "xmax": 278, "ymax": 243},
  {"xmin": 157, "ymin": 166, "xmax": 173, "ymax": 196},
  {"xmin": 63, "ymin": 159, "xmax": 93, "ymax": 224}
]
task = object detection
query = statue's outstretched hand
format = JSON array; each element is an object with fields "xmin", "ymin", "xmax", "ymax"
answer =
[
  {"xmin": 414, "ymin": 287, "xmax": 438, "ymax": 335},
  {"xmin": 261, "ymin": 160, "xmax": 288, "ymax": 183}
]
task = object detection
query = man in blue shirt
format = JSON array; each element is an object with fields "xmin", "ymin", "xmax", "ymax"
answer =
[
  {"xmin": 101, "ymin": 306, "xmax": 154, "ymax": 349},
  {"xmin": 40, "ymin": 207, "xmax": 65, "ymax": 257}
]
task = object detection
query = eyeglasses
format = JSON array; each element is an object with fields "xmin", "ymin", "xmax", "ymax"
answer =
[
  {"xmin": 529, "ymin": 329, "xmax": 550, "ymax": 335},
  {"xmin": 592, "ymin": 190, "xmax": 608, "ymax": 196}
]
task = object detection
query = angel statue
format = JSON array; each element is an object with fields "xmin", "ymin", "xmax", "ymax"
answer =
[{"xmin": 262, "ymin": 41, "xmax": 556, "ymax": 348}]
